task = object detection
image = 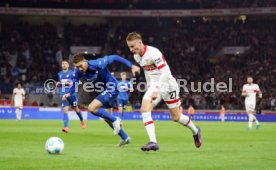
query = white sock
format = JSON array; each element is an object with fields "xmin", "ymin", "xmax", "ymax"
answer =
[
  {"xmin": 142, "ymin": 112, "xmax": 157, "ymax": 143},
  {"xmin": 18, "ymin": 109, "xmax": 22, "ymax": 120},
  {"xmin": 253, "ymin": 115, "xmax": 259, "ymax": 125},
  {"xmin": 248, "ymin": 114, "xmax": 253, "ymax": 129},
  {"xmin": 178, "ymin": 114, "xmax": 198, "ymax": 135},
  {"xmin": 15, "ymin": 109, "xmax": 20, "ymax": 120}
]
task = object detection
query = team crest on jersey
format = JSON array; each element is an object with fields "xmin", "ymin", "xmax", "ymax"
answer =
[
  {"xmin": 141, "ymin": 59, "xmax": 150, "ymax": 66},
  {"xmin": 154, "ymin": 58, "xmax": 162, "ymax": 65}
]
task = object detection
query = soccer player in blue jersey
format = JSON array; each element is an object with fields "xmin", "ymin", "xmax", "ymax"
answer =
[
  {"xmin": 117, "ymin": 72, "xmax": 133, "ymax": 117},
  {"xmin": 62, "ymin": 54, "xmax": 140, "ymax": 147},
  {"xmin": 58, "ymin": 60, "xmax": 86, "ymax": 133}
]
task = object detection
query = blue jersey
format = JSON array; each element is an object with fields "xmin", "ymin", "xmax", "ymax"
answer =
[
  {"xmin": 70, "ymin": 55, "xmax": 132, "ymax": 94},
  {"xmin": 117, "ymin": 80, "xmax": 132, "ymax": 100},
  {"xmin": 69, "ymin": 55, "xmax": 132, "ymax": 108},
  {"xmin": 58, "ymin": 69, "xmax": 76, "ymax": 97}
]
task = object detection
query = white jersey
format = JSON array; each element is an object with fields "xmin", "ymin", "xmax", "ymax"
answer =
[
  {"xmin": 13, "ymin": 88, "xmax": 25, "ymax": 107},
  {"xmin": 242, "ymin": 83, "xmax": 260, "ymax": 104},
  {"xmin": 134, "ymin": 45, "xmax": 174, "ymax": 85},
  {"xmin": 134, "ymin": 45, "xmax": 180, "ymax": 109}
]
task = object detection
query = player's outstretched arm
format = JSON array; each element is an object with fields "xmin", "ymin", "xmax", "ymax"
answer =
[
  {"xmin": 104, "ymin": 55, "xmax": 133, "ymax": 68},
  {"xmin": 100, "ymin": 55, "xmax": 140, "ymax": 75}
]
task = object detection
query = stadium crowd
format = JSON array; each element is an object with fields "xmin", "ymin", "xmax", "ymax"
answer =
[
  {"xmin": 0, "ymin": 17, "xmax": 275, "ymax": 110},
  {"xmin": 1, "ymin": 0, "xmax": 276, "ymax": 9}
]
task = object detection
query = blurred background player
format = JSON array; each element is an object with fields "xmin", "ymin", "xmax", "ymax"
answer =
[
  {"xmin": 58, "ymin": 60, "xmax": 86, "ymax": 133},
  {"xmin": 242, "ymin": 76, "xmax": 262, "ymax": 130},
  {"xmin": 126, "ymin": 32, "xmax": 202, "ymax": 151},
  {"xmin": 63, "ymin": 54, "xmax": 140, "ymax": 147},
  {"xmin": 219, "ymin": 105, "xmax": 225, "ymax": 122},
  {"xmin": 117, "ymin": 72, "xmax": 133, "ymax": 118},
  {"xmin": 188, "ymin": 105, "xmax": 195, "ymax": 120},
  {"xmin": 11, "ymin": 82, "xmax": 26, "ymax": 121}
]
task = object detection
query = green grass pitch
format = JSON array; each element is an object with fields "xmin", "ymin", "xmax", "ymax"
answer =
[{"xmin": 0, "ymin": 120, "xmax": 276, "ymax": 170}]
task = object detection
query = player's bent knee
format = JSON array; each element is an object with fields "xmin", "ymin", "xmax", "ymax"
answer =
[
  {"xmin": 171, "ymin": 114, "xmax": 180, "ymax": 122},
  {"xmin": 88, "ymin": 104, "xmax": 98, "ymax": 113},
  {"xmin": 140, "ymin": 104, "xmax": 151, "ymax": 112},
  {"xmin": 140, "ymin": 107, "xmax": 149, "ymax": 113}
]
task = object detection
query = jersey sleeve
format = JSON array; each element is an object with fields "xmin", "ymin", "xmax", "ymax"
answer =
[
  {"xmin": 151, "ymin": 50, "xmax": 166, "ymax": 70},
  {"xmin": 256, "ymin": 84, "xmax": 260, "ymax": 92},
  {"xmin": 94, "ymin": 55, "xmax": 132, "ymax": 70},
  {"xmin": 242, "ymin": 85, "xmax": 246, "ymax": 92},
  {"xmin": 57, "ymin": 72, "xmax": 61, "ymax": 82},
  {"xmin": 151, "ymin": 49, "xmax": 171, "ymax": 88},
  {"xmin": 128, "ymin": 80, "xmax": 133, "ymax": 89},
  {"xmin": 22, "ymin": 89, "xmax": 26, "ymax": 96},
  {"xmin": 68, "ymin": 68, "xmax": 82, "ymax": 94},
  {"xmin": 13, "ymin": 89, "xmax": 16, "ymax": 94}
]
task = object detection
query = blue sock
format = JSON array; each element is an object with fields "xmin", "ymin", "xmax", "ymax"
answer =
[
  {"xmin": 94, "ymin": 108, "xmax": 116, "ymax": 122},
  {"xmin": 107, "ymin": 123, "xmax": 128, "ymax": 140},
  {"xmin": 76, "ymin": 111, "xmax": 83, "ymax": 121},
  {"xmin": 63, "ymin": 113, "xmax": 69, "ymax": 127}
]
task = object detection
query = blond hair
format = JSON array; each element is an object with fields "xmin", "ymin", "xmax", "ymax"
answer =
[
  {"xmin": 120, "ymin": 72, "xmax": 126, "ymax": 76},
  {"xmin": 126, "ymin": 32, "xmax": 142, "ymax": 41}
]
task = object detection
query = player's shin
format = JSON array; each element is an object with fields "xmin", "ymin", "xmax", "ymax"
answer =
[
  {"xmin": 76, "ymin": 111, "xmax": 83, "ymax": 121},
  {"xmin": 18, "ymin": 109, "xmax": 22, "ymax": 120},
  {"xmin": 142, "ymin": 112, "xmax": 157, "ymax": 143},
  {"xmin": 178, "ymin": 114, "xmax": 198, "ymax": 135},
  {"xmin": 63, "ymin": 113, "xmax": 69, "ymax": 127},
  {"xmin": 248, "ymin": 114, "xmax": 253, "ymax": 129},
  {"xmin": 252, "ymin": 114, "xmax": 260, "ymax": 125},
  {"xmin": 105, "ymin": 120, "xmax": 128, "ymax": 140},
  {"xmin": 15, "ymin": 108, "xmax": 20, "ymax": 120},
  {"xmin": 93, "ymin": 108, "xmax": 116, "ymax": 122}
]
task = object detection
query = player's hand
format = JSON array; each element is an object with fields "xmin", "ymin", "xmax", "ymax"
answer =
[
  {"xmin": 131, "ymin": 65, "xmax": 140, "ymax": 76},
  {"xmin": 242, "ymin": 92, "xmax": 248, "ymax": 96},
  {"xmin": 62, "ymin": 93, "xmax": 70, "ymax": 101},
  {"xmin": 65, "ymin": 81, "xmax": 72, "ymax": 86},
  {"xmin": 56, "ymin": 82, "xmax": 61, "ymax": 87},
  {"xmin": 151, "ymin": 90, "xmax": 158, "ymax": 102}
]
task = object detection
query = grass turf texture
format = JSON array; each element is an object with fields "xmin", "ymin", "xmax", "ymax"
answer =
[{"xmin": 0, "ymin": 120, "xmax": 276, "ymax": 170}]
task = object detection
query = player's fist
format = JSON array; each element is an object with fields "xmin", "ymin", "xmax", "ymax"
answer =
[
  {"xmin": 131, "ymin": 65, "xmax": 140, "ymax": 76},
  {"xmin": 62, "ymin": 93, "xmax": 70, "ymax": 101}
]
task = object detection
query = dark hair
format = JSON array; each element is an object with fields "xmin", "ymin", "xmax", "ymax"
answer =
[
  {"xmin": 16, "ymin": 82, "xmax": 22, "ymax": 87},
  {"xmin": 61, "ymin": 60, "xmax": 69, "ymax": 63},
  {"xmin": 73, "ymin": 53, "xmax": 85, "ymax": 64}
]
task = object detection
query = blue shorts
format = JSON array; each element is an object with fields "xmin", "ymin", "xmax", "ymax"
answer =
[
  {"xmin": 60, "ymin": 95, "xmax": 78, "ymax": 108},
  {"xmin": 96, "ymin": 90, "xmax": 119, "ymax": 109},
  {"xmin": 118, "ymin": 98, "xmax": 128, "ymax": 108}
]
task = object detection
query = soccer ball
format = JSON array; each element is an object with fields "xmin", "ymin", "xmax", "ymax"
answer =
[{"xmin": 45, "ymin": 137, "xmax": 64, "ymax": 154}]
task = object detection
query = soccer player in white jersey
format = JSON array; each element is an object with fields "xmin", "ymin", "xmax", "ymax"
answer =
[
  {"xmin": 242, "ymin": 76, "xmax": 262, "ymax": 130},
  {"xmin": 126, "ymin": 32, "xmax": 202, "ymax": 151},
  {"xmin": 11, "ymin": 82, "xmax": 26, "ymax": 120}
]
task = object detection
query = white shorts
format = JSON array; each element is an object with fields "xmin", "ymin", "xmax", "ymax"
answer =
[
  {"xmin": 14, "ymin": 100, "xmax": 23, "ymax": 109},
  {"xmin": 143, "ymin": 78, "xmax": 180, "ymax": 109},
  {"xmin": 245, "ymin": 102, "xmax": 256, "ymax": 112}
]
